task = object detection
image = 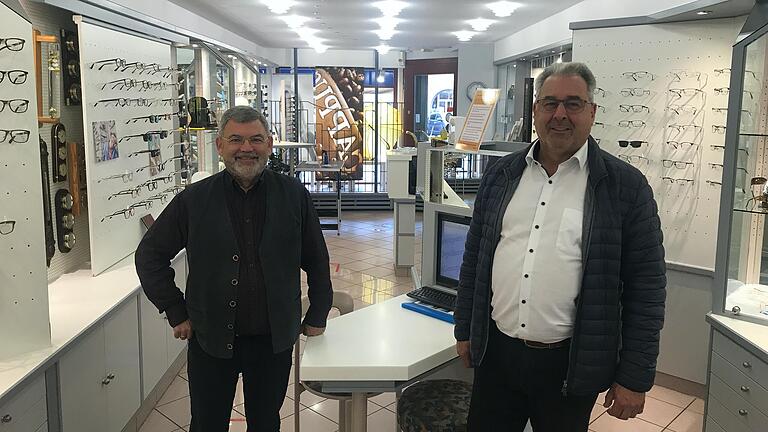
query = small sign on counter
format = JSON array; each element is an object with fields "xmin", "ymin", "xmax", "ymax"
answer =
[{"xmin": 456, "ymin": 89, "xmax": 500, "ymax": 152}]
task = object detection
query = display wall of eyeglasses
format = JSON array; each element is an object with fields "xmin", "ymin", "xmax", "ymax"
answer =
[
  {"xmin": 0, "ymin": 2, "xmax": 52, "ymax": 357},
  {"xmin": 76, "ymin": 19, "xmax": 183, "ymax": 276},
  {"xmin": 573, "ymin": 19, "xmax": 742, "ymax": 269}
]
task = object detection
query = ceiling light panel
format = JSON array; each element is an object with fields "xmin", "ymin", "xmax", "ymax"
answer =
[
  {"xmin": 373, "ymin": 1, "xmax": 408, "ymax": 17},
  {"xmin": 262, "ymin": 0, "xmax": 297, "ymax": 15},
  {"xmin": 454, "ymin": 30, "xmax": 476, "ymax": 42},
  {"xmin": 374, "ymin": 16, "xmax": 403, "ymax": 30},
  {"xmin": 279, "ymin": 15, "xmax": 310, "ymax": 29},
  {"xmin": 374, "ymin": 29, "xmax": 397, "ymax": 40},
  {"xmin": 487, "ymin": 1, "xmax": 521, "ymax": 18},
  {"xmin": 376, "ymin": 44, "xmax": 392, "ymax": 54},
  {"xmin": 468, "ymin": 18, "xmax": 494, "ymax": 32}
]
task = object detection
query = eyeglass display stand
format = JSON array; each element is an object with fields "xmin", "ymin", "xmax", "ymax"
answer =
[
  {"xmin": 0, "ymin": 1, "xmax": 51, "ymax": 360},
  {"xmin": 74, "ymin": 17, "xmax": 175, "ymax": 276}
]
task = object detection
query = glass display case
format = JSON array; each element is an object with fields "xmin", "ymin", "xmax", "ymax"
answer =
[{"xmin": 714, "ymin": 20, "xmax": 768, "ymax": 325}]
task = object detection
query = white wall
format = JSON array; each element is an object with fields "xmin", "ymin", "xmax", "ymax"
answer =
[
  {"xmin": 457, "ymin": 43, "xmax": 496, "ymax": 139},
  {"xmin": 294, "ymin": 48, "xmax": 403, "ymax": 69},
  {"xmin": 494, "ymin": 0, "xmax": 724, "ymax": 62},
  {"xmin": 405, "ymin": 48, "xmax": 458, "ymax": 60}
]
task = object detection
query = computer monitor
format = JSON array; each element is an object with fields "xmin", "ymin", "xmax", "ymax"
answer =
[{"xmin": 435, "ymin": 212, "xmax": 472, "ymax": 289}]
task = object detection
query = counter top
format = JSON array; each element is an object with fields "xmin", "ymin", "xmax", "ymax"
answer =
[{"xmin": 707, "ymin": 313, "xmax": 768, "ymax": 364}]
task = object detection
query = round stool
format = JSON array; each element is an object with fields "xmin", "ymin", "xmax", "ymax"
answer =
[{"xmin": 397, "ymin": 379, "xmax": 472, "ymax": 432}]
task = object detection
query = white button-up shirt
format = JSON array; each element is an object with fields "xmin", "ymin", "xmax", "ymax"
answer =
[{"xmin": 491, "ymin": 141, "xmax": 589, "ymax": 343}]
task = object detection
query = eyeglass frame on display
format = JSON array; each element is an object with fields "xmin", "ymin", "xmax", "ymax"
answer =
[
  {"xmin": 618, "ymin": 120, "xmax": 646, "ymax": 128},
  {"xmin": 666, "ymin": 141, "xmax": 698, "ymax": 149},
  {"xmin": 0, "ymin": 129, "xmax": 30, "ymax": 144},
  {"xmin": 712, "ymin": 107, "xmax": 751, "ymax": 116},
  {"xmin": 710, "ymin": 145, "xmax": 749, "ymax": 156},
  {"xmin": 668, "ymin": 124, "xmax": 702, "ymax": 132},
  {"xmin": 0, "ymin": 38, "xmax": 25, "ymax": 52},
  {"xmin": 90, "ymin": 58, "xmax": 127, "ymax": 71},
  {"xmin": 100, "ymin": 207, "xmax": 135, "ymax": 222},
  {"xmin": 665, "ymin": 105, "xmax": 698, "ymax": 115},
  {"xmin": 0, "ymin": 98, "xmax": 29, "ymax": 113},
  {"xmin": 120, "ymin": 130, "xmax": 171, "ymax": 143},
  {"xmin": 93, "ymin": 97, "xmax": 155, "ymax": 107},
  {"xmin": 128, "ymin": 148, "xmax": 161, "ymax": 158},
  {"xmin": 622, "ymin": 71, "xmax": 655, "ymax": 81},
  {"xmin": 620, "ymin": 88, "xmax": 650, "ymax": 97},
  {"xmin": 667, "ymin": 88, "xmax": 704, "ymax": 98},
  {"xmin": 97, "ymin": 172, "xmax": 134, "ymax": 183},
  {"xmin": 618, "ymin": 154, "xmax": 650, "ymax": 164},
  {"xmin": 662, "ymin": 159, "xmax": 695, "ymax": 169},
  {"xmin": 661, "ymin": 176, "xmax": 695, "ymax": 184},
  {"xmin": 108, "ymin": 186, "xmax": 141, "ymax": 200},
  {"xmin": 0, "ymin": 69, "xmax": 28, "ymax": 85},
  {"xmin": 0, "ymin": 220, "xmax": 16, "ymax": 235},
  {"xmin": 619, "ymin": 104, "xmax": 649, "ymax": 113},
  {"xmin": 712, "ymin": 125, "xmax": 726, "ymax": 134},
  {"xmin": 593, "ymin": 87, "xmax": 606, "ymax": 97},
  {"xmin": 667, "ymin": 71, "xmax": 703, "ymax": 82},
  {"xmin": 618, "ymin": 140, "xmax": 647, "ymax": 148}
]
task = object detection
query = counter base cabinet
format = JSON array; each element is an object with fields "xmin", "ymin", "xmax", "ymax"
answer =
[
  {"xmin": 0, "ymin": 375, "xmax": 47, "ymax": 432},
  {"xmin": 59, "ymin": 296, "xmax": 140, "ymax": 432},
  {"xmin": 706, "ymin": 328, "xmax": 768, "ymax": 432}
]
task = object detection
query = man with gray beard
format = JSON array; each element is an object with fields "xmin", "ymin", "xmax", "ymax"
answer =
[{"xmin": 136, "ymin": 106, "xmax": 333, "ymax": 431}]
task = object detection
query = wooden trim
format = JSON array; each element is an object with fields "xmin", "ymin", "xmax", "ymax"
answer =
[
  {"xmin": 33, "ymin": 30, "xmax": 59, "ymax": 124},
  {"xmin": 402, "ymin": 58, "xmax": 458, "ymax": 140}
]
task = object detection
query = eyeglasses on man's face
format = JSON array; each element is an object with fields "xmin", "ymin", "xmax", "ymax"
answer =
[
  {"xmin": 224, "ymin": 134, "xmax": 270, "ymax": 146},
  {"xmin": 534, "ymin": 97, "xmax": 592, "ymax": 114}
]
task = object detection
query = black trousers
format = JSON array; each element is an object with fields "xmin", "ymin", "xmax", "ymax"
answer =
[
  {"xmin": 467, "ymin": 323, "xmax": 597, "ymax": 432},
  {"xmin": 187, "ymin": 335, "xmax": 293, "ymax": 432}
]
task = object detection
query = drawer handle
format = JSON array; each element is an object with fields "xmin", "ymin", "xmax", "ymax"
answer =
[
  {"xmin": 741, "ymin": 385, "xmax": 751, "ymax": 392},
  {"xmin": 739, "ymin": 409, "xmax": 748, "ymax": 416},
  {"xmin": 1, "ymin": 414, "xmax": 11, "ymax": 423},
  {"xmin": 743, "ymin": 361, "xmax": 752, "ymax": 369}
]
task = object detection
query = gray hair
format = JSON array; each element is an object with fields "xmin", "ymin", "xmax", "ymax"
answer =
[
  {"xmin": 218, "ymin": 106, "xmax": 271, "ymax": 136},
  {"xmin": 534, "ymin": 62, "xmax": 597, "ymax": 102}
]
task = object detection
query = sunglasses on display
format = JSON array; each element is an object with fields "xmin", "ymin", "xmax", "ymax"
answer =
[
  {"xmin": 712, "ymin": 125, "xmax": 727, "ymax": 134},
  {"xmin": 0, "ymin": 98, "xmax": 29, "ymax": 113},
  {"xmin": 667, "ymin": 71, "xmax": 702, "ymax": 82},
  {"xmin": 101, "ymin": 207, "xmax": 135, "ymax": 222},
  {"xmin": 665, "ymin": 141, "xmax": 698, "ymax": 149},
  {"xmin": 622, "ymin": 71, "xmax": 655, "ymax": 81},
  {"xmin": 97, "ymin": 171, "xmax": 134, "ymax": 183},
  {"xmin": 535, "ymin": 97, "xmax": 592, "ymax": 114},
  {"xmin": 661, "ymin": 177, "xmax": 695, "ymax": 185},
  {"xmin": 0, "ymin": 129, "xmax": 30, "ymax": 144},
  {"xmin": 108, "ymin": 186, "xmax": 142, "ymax": 200},
  {"xmin": 120, "ymin": 130, "xmax": 171, "ymax": 143},
  {"xmin": 94, "ymin": 98, "xmax": 155, "ymax": 107},
  {"xmin": 618, "ymin": 155, "xmax": 649, "ymax": 164},
  {"xmin": 619, "ymin": 104, "xmax": 649, "ymax": 113},
  {"xmin": 618, "ymin": 120, "xmax": 646, "ymax": 128},
  {"xmin": 0, "ymin": 38, "xmax": 25, "ymax": 52},
  {"xmin": 90, "ymin": 58, "xmax": 128, "ymax": 71},
  {"xmin": 620, "ymin": 88, "xmax": 650, "ymax": 97},
  {"xmin": 618, "ymin": 140, "xmax": 647, "ymax": 148},
  {"xmin": 665, "ymin": 105, "xmax": 698, "ymax": 115},
  {"xmin": 667, "ymin": 124, "xmax": 702, "ymax": 132},
  {"xmin": 667, "ymin": 88, "xmax": 704, "ymax": 98},
  {"xmin": 662, "ymin": 159, "xmax": 694, "ymax": 169},
  {"xmin": 0, "ymin": 69, "xmax": 28, "ymax": 85},
  {"xmin": 0, "ymin": 219, "xmax": 16, "ymax": 235}
]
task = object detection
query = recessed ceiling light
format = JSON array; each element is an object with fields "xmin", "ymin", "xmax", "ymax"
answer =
[
  {"xmin": 373, "ymin": 1, "xmax": 408, "ymax": 17},
  {"xmin": 697, "ymin": 10, "xmax": 712, "ymax": 15},
  {"xmin": 488, "ymin": 1, "xmax": 522, "ymax": 18},
  {"xmin": 375, "ymin": 16, "xmax": 403, "ymax": 30},
  {"xmin": 376, "ymin": 44, "xmax": 392, "ymax": 54},
  {"xmin": 467, "ymin": 18, "xmax": 494, "ymax": 32},
  {"xmin": 279, "ymin": 15, "xmax": 310, "ymax": 29},
  {"xmin": 262, "ymin": 0, "xmax": 296, "ymax": 14},
  {"xmin": 454, "ymin": 30, "xmax": 476, "ymax": 42},
  {"xmin": 374, "ymin": 29, "xmax": 396, "ymax": 40}
]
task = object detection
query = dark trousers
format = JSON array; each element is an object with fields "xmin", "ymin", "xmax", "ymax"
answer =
[
  {"xmin": 468, "ymin": 323, "xmax": 597, "ymax": 432},
  {"xmin": 187, "ymin": 335, "xmax": 293, "ymax": 432}
]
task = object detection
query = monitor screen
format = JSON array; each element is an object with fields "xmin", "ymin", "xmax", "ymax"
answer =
[{"xmin": 435, "ymin": 212, "xmax": 472, "ymax": 288}]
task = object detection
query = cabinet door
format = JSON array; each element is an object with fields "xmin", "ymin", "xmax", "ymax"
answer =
[
  {"xmin": 103, "ymin": 296, "xmax": 141, "ymax": 432},
  {"xmin": 139, "ymin": 291, "xmax": 168, "ymax": 398},
  {"xmin": 59, "ymin": 326, "xmax": 107, "ymax": 432},
  {"xmin": 0, "ymin": 375, "xmax": 47, "ymax": 432}
]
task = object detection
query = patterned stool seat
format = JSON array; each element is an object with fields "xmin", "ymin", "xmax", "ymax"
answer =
[{"xmin": 397, "ymin": 379, "xmax": 472, "ymax": 432}]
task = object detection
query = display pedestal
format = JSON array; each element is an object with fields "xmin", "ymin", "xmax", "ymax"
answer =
[{"xmin": 387, "ymin": 150, "xmax": 417, "ymax": 276}]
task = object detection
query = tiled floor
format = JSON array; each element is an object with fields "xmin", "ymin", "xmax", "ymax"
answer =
[{"xmin": 139, "ymin": 211, "xmax": 705, "ymax": 432}]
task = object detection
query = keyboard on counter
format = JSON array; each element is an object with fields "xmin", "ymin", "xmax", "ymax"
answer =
[{"xmin": 406, "ymin": 286, "xmax": 457, "ymax": 312}]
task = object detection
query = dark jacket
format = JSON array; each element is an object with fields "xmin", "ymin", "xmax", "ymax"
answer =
[
  {"xmin": 136, "ymin": 169, "xmax": 333, "ymax": 358},
  {"xmin": 454, "ymin": 137, "xmax": 666, "ymax": 395}
]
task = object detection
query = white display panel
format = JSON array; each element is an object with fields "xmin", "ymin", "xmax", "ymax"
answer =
[
  {"xmin": 573, "ymin": 18, "xmax": 743, "ymax": 269},
  {"xmin": 0, "ymin": 1, "xmax": 51, "ymax": 359},
  {"xmin": 76, "ymin": 20, "xmax": 177, "ymax": 275}
]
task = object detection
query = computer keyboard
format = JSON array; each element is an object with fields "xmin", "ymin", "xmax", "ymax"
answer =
[{"xmin": 407, "ymin": 287, "xmax": 457, "ymax": 311}]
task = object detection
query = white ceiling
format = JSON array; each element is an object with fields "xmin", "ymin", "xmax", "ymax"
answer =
[{"xmin": 168, "ymin": 0, "xmax": 584, "ymax": 51}]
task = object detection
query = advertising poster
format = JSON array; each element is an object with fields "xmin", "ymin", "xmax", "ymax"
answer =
[
  {"xmin": 92, "ymin": 120, "xmax": 119, "ymax": 162},
  {"xmin": 314, "ymin": 67, "xmax": 364, "ymax": 179}
]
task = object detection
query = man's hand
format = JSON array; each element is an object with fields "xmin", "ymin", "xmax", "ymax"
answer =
[
  {"xmin": 456, "ymin": 340, "xmax": 472, "ymax": 368},
  {"xmin": 173, "ymin": 320, "xmax": 193, "ymax": 341},
  {"xmin": 603, "ymin": 383, "xmax": 645, "ymax": 420},
  {"xmin": 303, "ymin": 324, "xmax": 325, "ymax": 336}
]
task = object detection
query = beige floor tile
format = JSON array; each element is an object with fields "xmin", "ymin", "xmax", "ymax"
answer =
[
  {"xmin": 158, "ymin": 377, "xmax": 189, "ymax": 406},
  {"xmin": 647, "ymin": 385, "xmax": 696, "ymax": 408},
  {"xmin": 156, "ymin": 396, "xmax": 190, "ymax": 429},
  {"xmin": 359, "ymin": 291, "xmax": 394, "ymax": 305},
  {"xmin": 280, "ymin": 409, "xmax": 339, "ymax": 432},
  {"xmin": 330, "ymin": 254, "xmax": 360, "ymax": 265},
  {"xmin": 590, "ymin": 403, "xmax": 607, "ymax": 423},
  {"xmin": 366, "ymin": 407, "xmax": 397, "ymax": 432},
  {"xmin": 361, "ymin": 255, "xmax": 395, "ymax": 266},
  {"xmin": 636, "ymin": 395, "xmax": 685, "ymax": 427},
  {"xmin": 362, "ymin": 266, "xmax": 396, "ymax": 279},
  {"xmin": 666, "ymin": 409, "xmax": 704, "ymax": 432},
  {"xmin": 369, "ymin": 392, "xmax": 396, "ymax": 408},
  {"xmin": 360, "ymin": 277, "xmax": 397, "ymax": 292},
  {"xmin": 237, "ymin": 396, "xmax": 306, "ymax": 420},
  {"xmin": 178, "ymin": 370, "xmax": 188, "ymax": 381},
  {"xmin": 334, "ymin": 281, "xmax": 378, "ymax": 299},
  {"xmin": 232, "ymin": 377, "xmax": 245, "ymax": 406},
  {"xmin": 342, "ymin": 260, "xmax": 378, "ymax": 272},
  {"xmin": 688, "ymin": 398, "xmax": 705, "ymax": 415},
  {"xmin": 354, "ymin": 298, "xmax": 372, "ymax": 310},
  {"xmin": 305, "ymin": 398, "xmax": 381, "ymax": 422},
  {"xmin": 224, "ymin": 409, "xmax": 247, "ymax": 432},
  {"xmin": 590, "ymin": 414, "xmax": 663, "ymax": 432},
  {"xmin": 139, "ymin": 410, "xmax": 179, "ymax": 432}
]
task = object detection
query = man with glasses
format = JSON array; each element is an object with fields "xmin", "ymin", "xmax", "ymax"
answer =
[
  {"xmin": 455, "ymin": 62, "xmax": 666, "ymax": 431},
  {"xmin": 136, "ymin": 106, "xmax": 332, "ymax": 432}
]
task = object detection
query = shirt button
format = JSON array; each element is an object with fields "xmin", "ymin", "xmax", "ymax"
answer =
[
  {"xmin": 521, "ymin": 323, "xmax": 526, "ymax": 328},
  {"xmin": 529, "ymin": 249, "xmax": 534, "ymax": 253},
  {"xmin": 227, "ymin": 343, "xmax": 233, "ymax": 350},
  {"xmin": 229, "ymin": 300, "xmax": 237, "ymax": 307},
  {"xmin": 245, "ymin": 218, "xmax": 252, "ymax": 224},
  {"xmin": 541, "ymin": 202, "xmax": 545, "ymax": 206},
  {"xmin": 522, "ymin": 300, "xmax": 527, "ymax": 304},
  {"xmin": 227, "ymin": 324, "xmax": 234, "ymax": 330},
  {"xmin": 548, "ymin": 180, "xmax": 553, "ymax": 184},
  {"xmin": 231, "ymin": 279, "xmax": 239, "ymax": 286},
  {"xmin": 232, "ymin": 254, "xmax": 239, "ymax": 262},
  {"xmin": 524, "ymin": 274, "xmax": 529, "ymax": 278},
  {"xmin": 535, "ymin": 225, "xmax": 540, "ymax": 229}
]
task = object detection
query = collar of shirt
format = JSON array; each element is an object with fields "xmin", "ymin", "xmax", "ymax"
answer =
[
  {"xmin": 525, "ymin": 139, "xmax": 589, "ymax": 171},
  {"xmin": 223, "ymin": 169, "xmax": 264, "ymax": 196}
]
